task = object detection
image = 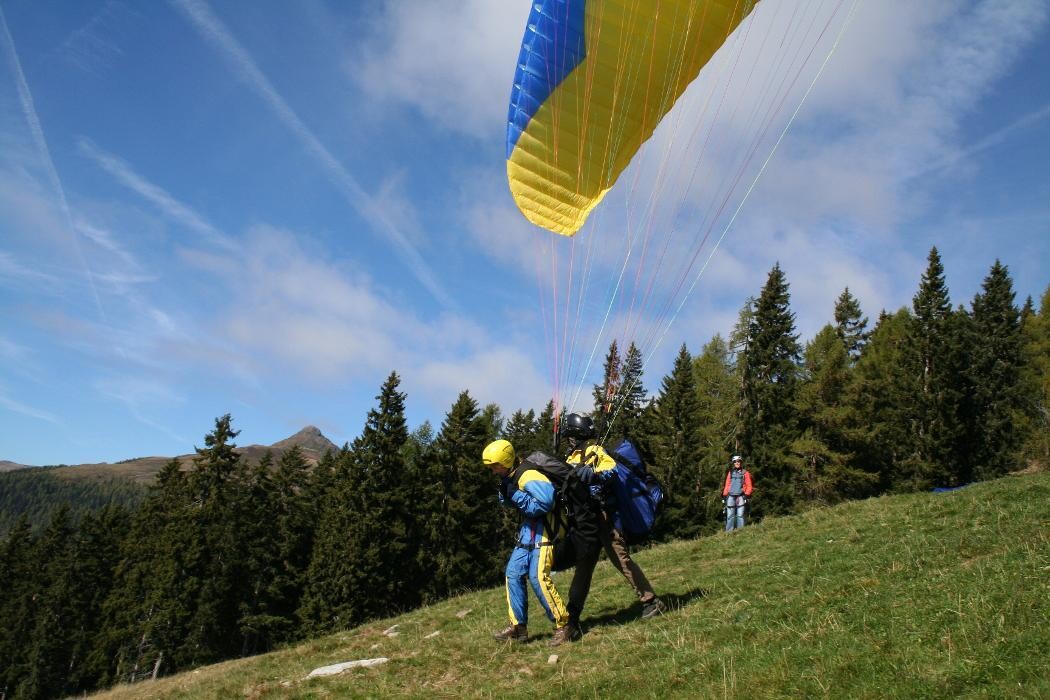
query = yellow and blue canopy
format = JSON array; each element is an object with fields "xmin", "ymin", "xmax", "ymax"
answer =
[{"xmin": 506, "ymin": 0, "xmax": 760, "ymax": 236}]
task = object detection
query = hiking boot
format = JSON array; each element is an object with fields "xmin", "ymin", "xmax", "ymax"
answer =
[
  {"xmin": 548, "ymin": 624, "xmax": 582, "ymax": 647},
  {"xmin": 492, "ymin": 624, "xmax": 528, "ymax": 642},
  {"xmin": 641, "ymin": 598, "xmax": 667, "ymax": 619}
]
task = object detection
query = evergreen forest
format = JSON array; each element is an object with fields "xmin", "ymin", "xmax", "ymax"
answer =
[{"xmin": 1, "ymin": 250, "xmax": 1047, "ymax": 699}]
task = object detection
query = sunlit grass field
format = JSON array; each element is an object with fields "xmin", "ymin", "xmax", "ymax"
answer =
[{"xmin": 95, "ymin": 471, "xmax": 1049, "ymax": 699}]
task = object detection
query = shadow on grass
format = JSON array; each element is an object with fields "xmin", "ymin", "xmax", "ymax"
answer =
[{"xmin": 584, "ymin": 586, "xmax": 708, "ymax": 630}]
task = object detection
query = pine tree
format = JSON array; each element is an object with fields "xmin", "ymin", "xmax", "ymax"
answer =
[
  {"xmin": 232, "ymin": 451, "xmax": 286, "ymax": 656},
  {"xmin": 692, "ymin": 334, "xmax": 739, "ymax": 529},
  {"xmin": 968, "ymin": 261, "xmax": 1026, "ymax": 479},
  {"xmin": 402, "ymin": 421, "xmax": 435, "ymax": 474},
  {"xmin": 101, "ymin": 459, "xmax": 195, "ymax": 683},
  {"xmin": 906, "ymin": 248, "xmax": 969, "ymax": 487},
  {"xmin": 503, "ymin": 409, "xmax": 536, "ymax": 447},
  {"xmin": 728, "ymin": 297, "xmax": 756, "ymax": 453},
  {"xmin": 64, "ymin": 505, "xmax": 131, "ymax": 693},
  {"xmin": 1020, "ymin": 286, "xmax": 1050, "ymax": 468},
  {"xmin": 849, "ymin": 309, "xmax": 917, "ymax": 492},
  {"xmin": 419, "ymin": 391, "xmax": 505, "ymax": 601},
  {"xmin": 301, "ymin": 373, "xmax": 416, "ymax": 631},
  {"xmin": 834, "ymin": 287, "xmax": 869, "ymax": 363},
  {"xmin": 592, "ymin": 340, "xmax": 622, "ymax": 438},
  {"xmin": 648, "ymin": 345, "xmax": 705, "ymax": 539},
  {"xmin": 182, "ymin": 415, "xmax": 246, "ymax": 666},
  {"xmin": 17, "ymin": 505, "xmax": 76, "ymax": 699},
  {"xmin": 479, "ymin": 403, "xmax": 504, "ymax": 441},
  {"xmin": 266, "ymin": 445, "xmax": 316, "ymax": 645},
  {"xmin": 740, "ymin": 263, "xmax": 802, "ymax": 516},
  {"xmin": 532, "ymin": 400, "xmax": 557, "ymax": 453},
  {"xmin": 790, "ymin": 326, "xmax": 877, "ymax": 504},
  {"xmin": 298, "ymin": 448, "xmax": 357, "ymax": 634},
  {"xmin": 0, "ymin": 515, "xmax": 36, "ymax": 697},
  {"xmin": 616, "ymin": 342, "xmax": 649, "ymax": 440}
]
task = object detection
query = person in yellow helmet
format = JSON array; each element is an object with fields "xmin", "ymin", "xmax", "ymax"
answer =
[{"xmin": 481, "ymin": 439, "xmax": 577, "ymax": 646}]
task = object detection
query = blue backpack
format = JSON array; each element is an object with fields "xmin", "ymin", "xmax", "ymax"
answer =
[{"xmin": 608, "ymin": 439, "xmax": 665, "ymax": 544}]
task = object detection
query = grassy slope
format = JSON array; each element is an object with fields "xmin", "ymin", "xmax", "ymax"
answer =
[{"xmin": 96, "ymin": 472, "xmax": 1049, "ymax": 699}]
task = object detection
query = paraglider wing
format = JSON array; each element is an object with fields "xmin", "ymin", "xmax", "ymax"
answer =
[{"xmin": 506, "ymin": 0, "xmax": 760, "ymax": 236}]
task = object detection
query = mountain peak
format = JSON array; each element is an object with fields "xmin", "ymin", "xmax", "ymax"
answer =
[{"xmin": 270, "ymin": 426, "xmax": 338, "ymax": 454}]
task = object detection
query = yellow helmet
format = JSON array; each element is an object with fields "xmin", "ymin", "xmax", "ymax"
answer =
[{"xmin": 482, "ymin": 439, "xmax": 516, "ymax": 469}]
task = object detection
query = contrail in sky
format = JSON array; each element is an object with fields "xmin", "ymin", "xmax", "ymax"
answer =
[
  {"xmin": 79, "ymin": 138, "xmax": 238, "ymax": 252},
  {"xmin": 169, "ymin": 0, "xmax": 458, "ymax": 311},
  {"xmin": 909, "ymin": 102, "xmax": 1050, "ymax": 180},
  {"xmin": 0, "ymin": 6, "xmax": 105, "ymax": 319}
]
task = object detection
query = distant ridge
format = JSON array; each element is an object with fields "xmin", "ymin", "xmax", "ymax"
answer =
[{"xmin": 2, "ymin": 427, "xmax": 341, "ymax": 484}]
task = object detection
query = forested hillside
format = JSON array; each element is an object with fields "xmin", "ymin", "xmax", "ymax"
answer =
[
  {"xmin": 0, "ymin": 470, "xmax": 145, "ymax": 536},
  {"xmin": 1, "ymin": 251, "xmax": 1046, "ymax": 699}
]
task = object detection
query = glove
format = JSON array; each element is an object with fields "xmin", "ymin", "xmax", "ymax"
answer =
[{"xmin": 500, "ymin": 476, "xmax": 518, "ymax": 502}]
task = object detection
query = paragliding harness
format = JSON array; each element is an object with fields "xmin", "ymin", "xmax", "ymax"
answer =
[
  {"xmin": 607, "ymin": 439, "xmax": 665, "ymax": 545},
  {"xmin": 723, "ymin": 495, "xmax": 750, "ymax": 518},
  {"xmin": 510, "ymin": 451, "xmax": 601, "ymax": 571}
]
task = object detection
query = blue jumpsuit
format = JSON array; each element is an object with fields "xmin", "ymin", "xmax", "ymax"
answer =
[{"xmin": 502, "ymin": 469, "xmax": 569, "ymax": 628}]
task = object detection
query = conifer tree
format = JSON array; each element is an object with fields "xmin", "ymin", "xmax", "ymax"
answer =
[
  {"xmin": 419, "ymin": 391, "xmax": 504, "ymax": 601},
  {"xmin": 298, "ymin": 448, "xmax": 357, "ymax": 634},
  {"xmin": 182, "ymin": 414, "xmax": 246, "ymax": 666},
  {"xmin": 968, "ymin": 261, "xmax": 1026, "ymax": 479},
  {"xmin": 849, "ymin": 309, "xmax": 917, "ymax": 492},
  {"xmin": 479, "ymin": 403, "xmax": 504, "ymax": 441},
  {"xmin": 692, "ymin": 334, "xmax": 739, "ymax": 528},
  {"xmin": 503, "ymin": 409, "xmax": 537, "ymax": 449},
  {"xmin": 304, "ymin": 448, "xmax": 340, "ymax": 509},
  {"xmin": 593, "ymin": 340, "xmax": 622, "ymax": 438},
  {"xmin": 265, "ymin": 445, "xmax": 316, "ymax": 644},
  {"xmin": 16, "ymin": 505, "xmax": 76, "ymax": 699},
  {"xmin": 532, "ymin": 400, "xmax": 557, "ymax": 453},
  {"xmin": 834, "ymin": 287, "xmax": 869, "ymax": 363},
  {"xmin": 0, "ymin": 515, "xmax": 37, "ymax": 697},
  {"xmin": 101, "ymin": 459, "xmax": 195, "ymax": 683},
  {"xmin": 790, "ymin": 325, "xmax": 877, "ymax": 504},
  {"xmin": 740, "ymin": 263, "xmax": 802, "ymax": 516},
  {"xmin": 728, "ymin": 298, "xmax": 756, "ymax": 452},
  {"xmin": 616, "ymin": 342, "xmax": 649, "ymax": 440},
  {"xmin": 302, "ymin": 373, "xmax": 416, "ymax": 630},
  {"xmin": 1020, "ymin": 286, "xmax": 1050, "ymax": 468},
  {"xmin": 906, "ymin": 248, "xmax": 968, "ymax": 487},
  {"xmin": 12, "ymin": 505, "xmax": 130, "ymax": 697},
  {"xmin": 64, "ymin": 505, "xmax": 131, "ymax": 693},
  {"xmin": 402, "ymin": 421, "xmax": 435, "ymax": 474},
  {"xmin": 232, "ymin": 451, "xmax": 285, "ymax": 656},
  {"xmin": 648, "ymin": 345, "xmax": 705, "ymax": 539}
]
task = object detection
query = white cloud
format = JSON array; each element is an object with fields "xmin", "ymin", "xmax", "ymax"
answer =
[
  {"xmin": 174, "ymin": 223, "xmax": 553, "ymax": 416},
  {"xmin": 352, "ymin": 0, "xmax": 529, "ymax": 139}
]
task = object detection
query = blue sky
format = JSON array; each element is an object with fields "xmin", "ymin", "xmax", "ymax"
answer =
[{"xmin": 1, "ymin": 0, "xmax": 1047, "ymax": 466}]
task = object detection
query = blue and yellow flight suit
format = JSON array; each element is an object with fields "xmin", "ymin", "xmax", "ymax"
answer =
[{"xmin": 501, "ymin": 468, "xmax": 569, "ymax": 629}]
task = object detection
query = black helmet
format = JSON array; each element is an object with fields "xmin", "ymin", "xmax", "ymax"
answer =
[{"xmin": 562, "ymin": 413, "xmax": 595, "ymax": 440}]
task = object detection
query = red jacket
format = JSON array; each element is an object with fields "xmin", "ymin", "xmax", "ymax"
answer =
[{"xmin": 722, "ymin": 469, "xmax": 753, "ymax": 497}]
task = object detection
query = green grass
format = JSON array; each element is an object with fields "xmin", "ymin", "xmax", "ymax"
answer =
[{"xmin": 94, "ymin": 472, "xmax": 1049, "ymax": 699}]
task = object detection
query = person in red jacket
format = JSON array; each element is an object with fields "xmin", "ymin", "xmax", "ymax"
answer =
[{"xmin": 722, "ymin": 455, "xmax": 753, "ymax": 531}]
